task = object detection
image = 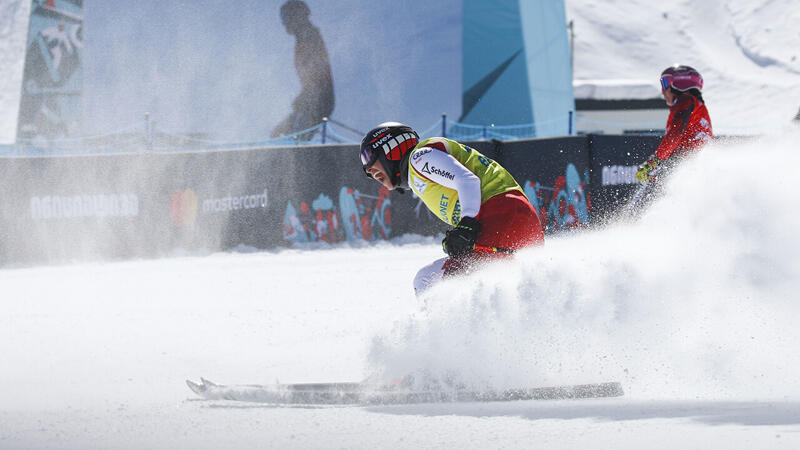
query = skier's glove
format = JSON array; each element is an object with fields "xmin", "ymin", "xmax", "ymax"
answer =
[
  {"xmin": 635, "ymin": 155, "xmax": 661, "ymax": 182},
  {"xmin": 442, "ymin": 216, "xmax": 482, "ymax": 258}
]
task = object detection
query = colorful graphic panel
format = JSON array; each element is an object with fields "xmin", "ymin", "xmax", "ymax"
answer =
[{"xmin": 17, "ymin": 0, "xmax": 83, "ymax": 140}]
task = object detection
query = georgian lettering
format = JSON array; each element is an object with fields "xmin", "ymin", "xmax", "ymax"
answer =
[
  {"xmin": 31, "ymin": 193, "xmax": 139, "ymax": 220},
  {"xmin": 601, "ymin": 165, "xmax": 639, "ymax": 186}
]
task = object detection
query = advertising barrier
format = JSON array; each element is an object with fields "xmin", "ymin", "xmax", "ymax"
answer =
[
  {"xmin": 501, "ymin": 136, "xmax": 591, "ymax": 232},
  {"xmin": 0, "ymin": 135, "xmax": 660, "ymax": 265},
  {"xmin": 587, "ymin": 134, "xmax": 661, "ymax": 223}
]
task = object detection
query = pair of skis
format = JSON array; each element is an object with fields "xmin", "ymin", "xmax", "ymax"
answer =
[{"xmin": 186, "ymin": 377, "xmax": 624, "ymax": 405}]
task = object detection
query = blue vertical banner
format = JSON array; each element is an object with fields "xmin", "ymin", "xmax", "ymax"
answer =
[
  {"xmin": 519, "ymin": 1, "xmax": 574, "ymax": 137},
  {"xmin": 16, "ymin": 0, "xmax": 83, "ymax": 140},
  {"xmin": 461, "ymin": 0, "xmax": 573, "ymax": 136}
]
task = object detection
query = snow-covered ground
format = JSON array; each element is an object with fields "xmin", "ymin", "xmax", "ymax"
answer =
[
  {"xmin": 2, "ymin": 130, "xmax": 800, "ymax": 448},
  {"xmin": 567, "ymin": 0, "xmax": 800, "ymax": 134}
]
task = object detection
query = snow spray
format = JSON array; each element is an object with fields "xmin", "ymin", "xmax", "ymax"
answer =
[{"xmin": 369, "ymin": 128, "xmax": 800, "ymax": 400}]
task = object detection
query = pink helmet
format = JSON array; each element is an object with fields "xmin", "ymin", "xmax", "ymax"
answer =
[{"xmin": 660, "ymin": 65, "xmax": 703, "ymax": 92}]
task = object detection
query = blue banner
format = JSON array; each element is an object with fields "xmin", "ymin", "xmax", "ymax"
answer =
[{"xmin": 462, "ymin": 0, "xmax": 573, "ymax": 136}]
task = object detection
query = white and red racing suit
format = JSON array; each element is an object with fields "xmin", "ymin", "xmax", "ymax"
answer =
[{"xmin": 408, "ymin": 137, "xmax": 543, "ymax": 294}]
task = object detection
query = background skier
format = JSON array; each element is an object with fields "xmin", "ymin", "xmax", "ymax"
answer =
[{"xmin": 631, "ymin": 65, "xmax": 713, "ymax": 210}]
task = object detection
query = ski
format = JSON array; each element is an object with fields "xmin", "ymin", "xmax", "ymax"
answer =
[{"xmin": 186, "ymin": 377, "xmax": 624, "ymax": 405}]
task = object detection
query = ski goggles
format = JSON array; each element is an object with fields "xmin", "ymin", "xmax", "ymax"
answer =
[
  {"xmin": 361, "ymin": 147, "xmax": 378, "ymax": 170},
  {"xmin": 360, "ymin": 146, "xmax": 379, "ymax": 171},
  {"xmin": 660, "ymin": 75, "xmax": 672, "ymax": 91}
]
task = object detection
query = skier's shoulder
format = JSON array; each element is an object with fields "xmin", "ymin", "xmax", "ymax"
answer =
[
  {"xmin": 670, "ymin": 92, "xmax": 705, "ymax": 111},
  {"xmin": 410, "ymin": 143, "xmax": 451, "ymax": 171},
  {"xmin": 409, "ymin": 142, "xmax": 468, "ymax": 183},
  {"xmin": 410, "ymin": 138, "xmax": 447, "ymax": 165},
  {"xmin": 672, "ymin": 92, "xmax": 698, "ymax": 109}
]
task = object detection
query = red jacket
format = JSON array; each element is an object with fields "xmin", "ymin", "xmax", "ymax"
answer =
[{"xmin": 654, "ymin": 93, "xmax": 713, "ymax": 161}]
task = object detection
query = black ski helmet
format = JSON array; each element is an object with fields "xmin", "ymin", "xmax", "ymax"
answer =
[{"xmin": 360, "ymin": 122, "xmax": 419, "ymax": 191}]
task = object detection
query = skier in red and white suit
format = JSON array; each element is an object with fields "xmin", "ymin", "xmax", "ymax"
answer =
[
  {"xmin": 636, "ymin": 65, "xmax": 713, "ymax": 183},
  {"xmin": 359, "ymin": 122, "xmax": 543, "ymax": 295}
]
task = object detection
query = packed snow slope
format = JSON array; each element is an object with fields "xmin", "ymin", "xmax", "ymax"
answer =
[
  {"xmin": 566, "ymin": 0, "xmax": 800, "ymax": 134},
  {"xmin": 1, "ymin": 130, "xmax": 799, "ymax": 448}
]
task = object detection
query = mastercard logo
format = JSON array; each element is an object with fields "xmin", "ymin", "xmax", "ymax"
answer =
[{"xmin": 170, "ymin": 189, "xmax": 198, "ymax": 227}]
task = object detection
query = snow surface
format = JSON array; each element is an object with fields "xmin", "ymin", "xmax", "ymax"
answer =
[
  {"xmin": 2, "ymin": 130, "xmax": 800, "ymax": 448},
  {"xmin": 566, "ymin": 0, "xmax": 800, "ymax": 134}
]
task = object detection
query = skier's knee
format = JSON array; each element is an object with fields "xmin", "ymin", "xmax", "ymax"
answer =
[{"xmin": 413, "ymin": 257, "xmax": 447, "ymax": 296}]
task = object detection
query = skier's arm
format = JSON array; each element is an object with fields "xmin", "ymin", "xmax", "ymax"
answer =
[
  {"xmin": 654, "ymin": 95, "xmax": 695, "ymax": 161},
  {"xmin": 410, "ymin": 148, "xmax": 482, "ymax": 218}
]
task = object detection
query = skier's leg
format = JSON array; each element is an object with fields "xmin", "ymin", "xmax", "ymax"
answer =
[
  {"xmin": 475, "ymin": 191, "xmax": 544, "ymax": 251},
  {"xmin": 413, "ymin": 257, "xmax": 447, "ymax": 295},
  {"xmin": 415, "ymin": 192, "xmax": 544, "ymax": 295}
]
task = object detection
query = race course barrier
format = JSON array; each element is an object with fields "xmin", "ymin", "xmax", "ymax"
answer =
[{"xmin": 0, "ymin": 135, "xmax": 661, "ymax": 265}]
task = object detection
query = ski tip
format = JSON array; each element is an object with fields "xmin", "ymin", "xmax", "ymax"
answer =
[
  {"xmin": 200, "ymin": 377, "xmax": 219, "ymax": 387},
  {"xmin": 186, "ymin": 379, "xmax": 205, "ymax": 394}
]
